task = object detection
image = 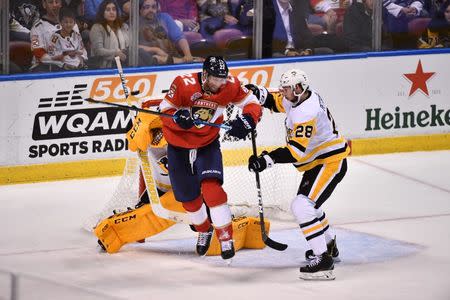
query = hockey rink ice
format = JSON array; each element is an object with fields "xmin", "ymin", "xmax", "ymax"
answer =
[{"xmin": 1, "ymin": 150, "xmax": 449, "ymax": 300}]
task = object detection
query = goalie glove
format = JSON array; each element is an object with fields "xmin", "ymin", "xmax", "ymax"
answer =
[
  {"xmin": 127, "ymin": 112, "xmax": 162, "ymax": 152},
  {"xmin": 226, "ymin": 114, "xmax": 256, "ymax": 139},
  {"xmin": 248, "ymin": 151, "xmax": 274, "ymax": 173}
]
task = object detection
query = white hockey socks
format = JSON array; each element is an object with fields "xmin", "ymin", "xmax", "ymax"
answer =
[
  {"xmin": 291, "ymin": 195, "xmax": 327, "ymax": 256},
  {"xmin": 315, "ymin": 208, "xmax": 334, "ymax": 244}
]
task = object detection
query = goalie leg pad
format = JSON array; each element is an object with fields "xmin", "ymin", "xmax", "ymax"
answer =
[
  {"xmin": 94, "ymin": 204, "xmax": 175, "ymax": 253},
  {"xmin": 206, "ymin": 216, "xmax": 270, "ymax": 256}
]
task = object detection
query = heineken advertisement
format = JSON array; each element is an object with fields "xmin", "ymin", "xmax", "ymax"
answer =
[{"xmin": 366, "ymin": 105, "xmax": 450, "ymax": 130}]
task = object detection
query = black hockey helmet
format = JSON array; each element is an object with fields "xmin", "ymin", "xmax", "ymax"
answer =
[{"xmin": 203, "ymin": 56, "xmax": 228, "ymax": 78}]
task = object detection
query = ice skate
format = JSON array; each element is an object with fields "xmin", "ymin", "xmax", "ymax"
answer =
[
  {"xmin": 220, "ymin": 239, "xmax": 235, "ymax": 260},
  {"xmin": 196, "ymin": 226, "xmax": 213, "ymax": 256},
  {"xmin": 305, "ymin": 237, "xmax": 340, "ymax": 262},
  {"xmin": 299, "ymin": 252, "xmax": 335, "ymax": 280}
]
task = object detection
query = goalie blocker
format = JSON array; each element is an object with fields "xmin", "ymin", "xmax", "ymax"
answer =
[{"xmin": 95, "ymin": 190, "xmax": 270, "ymax": 255}]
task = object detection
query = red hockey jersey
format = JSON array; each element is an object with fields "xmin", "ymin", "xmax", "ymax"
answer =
[{"xmin": 159, "ymin": 72, "xmax": 261, "ymax": 148}]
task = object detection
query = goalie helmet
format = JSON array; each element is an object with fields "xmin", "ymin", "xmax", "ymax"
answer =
[
  {"xmin": 279, "ymin": 69, "xmax": 309, "ymax": 94},
  {"xmin": 203, "ymin": 56, "xmax": 228, "ymax": 78}
]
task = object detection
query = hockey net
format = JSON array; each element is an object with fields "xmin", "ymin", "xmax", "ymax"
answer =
[{"xmin": 83, "ymin": 100, "xmax": 301, "ymax": 231}]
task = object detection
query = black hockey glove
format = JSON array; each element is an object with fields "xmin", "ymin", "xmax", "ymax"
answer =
[
  {"xmin": 248, "ymin": 151, "xmax": 274, "ymax": 173},
  {"xmin": 245, "ymin": 84, "xmax": 269, "ymax": 105},
  {"xmin": 226, "ymin": 114, "xmax": 255, "ymax": 139},
  {"xmin": 173, "ymin": 109, "xmax": 194, "ymax": 129}
]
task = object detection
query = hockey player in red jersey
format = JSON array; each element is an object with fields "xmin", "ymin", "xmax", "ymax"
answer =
[{"xmin": 159, "ymin": 56, "xmax": 262, "ymax": 259}]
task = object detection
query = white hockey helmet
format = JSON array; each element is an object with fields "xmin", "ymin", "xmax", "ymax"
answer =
[{"xmin": 279, "ymin": 69, "xmax": 309, "ymax": 97}]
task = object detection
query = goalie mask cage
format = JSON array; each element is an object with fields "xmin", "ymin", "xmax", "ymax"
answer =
[{"xmin": 83, "ymin": 99, "xmax": 302, "ymax": 231}]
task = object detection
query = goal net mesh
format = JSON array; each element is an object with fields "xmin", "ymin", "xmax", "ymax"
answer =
[{"xmin": 83, "ymin": 103, "xmax": 301, "ymax": 231}]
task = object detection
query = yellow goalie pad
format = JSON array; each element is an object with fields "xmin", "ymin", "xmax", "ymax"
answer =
[
  {"xmin": 94, "ymin": 190, "xmax": 182, "ymax": 253},
  {"xmin": 95, "ymin": 189, "xmax": 269, "ymax": 255},
  {"xmin": 206, "ymin": 216, "xmax": 270, "ymax": 256}
]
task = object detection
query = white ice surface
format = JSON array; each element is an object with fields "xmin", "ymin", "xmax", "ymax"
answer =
[{"xmin": 0, "ymin": 151, "xmax": 449, "ymax": 300}]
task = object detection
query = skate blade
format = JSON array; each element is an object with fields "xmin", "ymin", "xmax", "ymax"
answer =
[
  {"xmin": 299, "ymin": 270, "xmax": 335, "ymax": 281},
  {"xmin": 224, "ymin": 258, "xmax": 233, "ymax": 266},
  {"xmin": 306, "ymin": 256, "xmax": 341, "ymax": 264}
]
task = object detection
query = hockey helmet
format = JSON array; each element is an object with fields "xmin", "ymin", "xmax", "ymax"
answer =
[
  {"xmin": 203, "ymin": 56, "xmax": 228, "ymax": 78},
  {"xmin": 279, "ymin": 69, "xmax": 309, "ymax": 93}
]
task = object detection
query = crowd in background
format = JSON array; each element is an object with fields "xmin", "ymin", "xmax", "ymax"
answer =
[{"xmin": 7, "ymin": 0, "xmax": 450, "ymax": 73}]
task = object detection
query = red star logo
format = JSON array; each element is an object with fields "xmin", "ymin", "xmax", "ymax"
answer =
[{"xmin": 403, "ymin": 60, "xmax": 435, "ymax": 96}]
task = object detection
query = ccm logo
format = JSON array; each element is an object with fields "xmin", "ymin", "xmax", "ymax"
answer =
[
  {"xmin": 114, "ymin": 214, "xmax": 137, "ymax": 224},
  {"xmin": 237, "ymin": 221, "xmax": 249, "ymax": 229}
]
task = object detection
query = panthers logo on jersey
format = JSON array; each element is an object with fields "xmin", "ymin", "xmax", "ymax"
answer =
[{"xmin": 191, "ymin": 99, "xmax": 218, "ymax": 128}]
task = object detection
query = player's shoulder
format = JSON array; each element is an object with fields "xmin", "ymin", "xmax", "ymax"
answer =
[
  {"xmin": 292, "ymin": 93, "xmax": 321, "ymax": 122},
  {"xmin": 227, "ymin": 75, "xmax": 242, "ymax": 88},
  {"xmin": 173, "ymin": 72, "xmax": 201, "ymax": 87},
  {"xmin": 167, "ymin": 72, "xmax": 201, "ymax": 99},
  {"xmin": 222, "ymin": 75, "xmax": 245, "ymax": 94}
]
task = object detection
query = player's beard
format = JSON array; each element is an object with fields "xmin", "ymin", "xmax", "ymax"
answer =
[{"xmin": 204, "ymin": 82, "xmax": 219, "ymax": 94}]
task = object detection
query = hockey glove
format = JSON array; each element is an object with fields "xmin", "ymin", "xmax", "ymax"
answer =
[
  {"xmin": 245, "ymin": 84, "xmax": 269, "ymax": 105},
  {"xmin": 226, "ymin": 114, "xmax": 255, "ymax": 139},
  {"xmin": 174, "ymin": 109, "xmax": 194, "ymax": 129},
  {"xmin": 248, "ymin": 151, "xmax": 274, "ymax": 173}
]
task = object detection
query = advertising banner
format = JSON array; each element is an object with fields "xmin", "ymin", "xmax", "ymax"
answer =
[{"xmin": 1, "ymin": 53, "xmax": 449, "ymax": 167}]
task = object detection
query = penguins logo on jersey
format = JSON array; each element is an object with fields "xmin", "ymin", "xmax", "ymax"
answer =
[
  {"xmin": 191, "ymin": 99, "xmax": 218, "ymax": 128},
  {"xmin": 157, "ymin": 156, "xmax": 169, "ymax": 176}
]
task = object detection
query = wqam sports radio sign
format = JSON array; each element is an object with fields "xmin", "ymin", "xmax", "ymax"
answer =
[{"xmin": 28, "ymin": 74, "xmax": 157, "ymax": 160}]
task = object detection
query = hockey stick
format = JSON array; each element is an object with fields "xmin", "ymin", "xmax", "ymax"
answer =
[
  {"xmin": 85, "ymin": 97, "xmax": 231, "ymax": 130},
  {"xmin": 113, "ymin": 56, "xmax": 191, "ymax": 224},
  {"xmin": 251, "ymin": 130, "xmax": 288, "ymax": 251}
]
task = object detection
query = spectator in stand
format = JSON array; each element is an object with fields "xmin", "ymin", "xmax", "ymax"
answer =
[
  {"xmin": 272, "ymin": 0, "xmax": 311, "ymax": 56},
  {"xmin": 229, "ymin": 0, "xmax": 254, "ymax": 36},
  {"xmin": 383, "ymin": 0, "xmax": 426, "ymax": 49},
  {"xmin": 196, "ymin": 0, "xmax": 240, "ymax": 40},
  {"xmin": 10, "ymin": 0, "xmax": 41, "ymax": 30},
  {"xmin": 422, "ymin": 0, "xmax": 445, "ymax": 16},
  {"xmin": 30, "ymin": 0, "xmax": 81, "ymax": 71},
  {"xmin": 419, "ymin": 0, "xmax": 450, "ymax": 47},
  {"xmin": 343, "ymin": 0, "xmax": 373, "ymax": 51},
  {"xmin": 50, "ymin": 7, "xmax": 88, "ymax": 69},
  {"xmin": 10, "ymin": 12, "xmax": 31, "ymax": 41},
  {"xmin": 89, "ymin": 0, "xmax": 129, "ymax": 68},
  {"xmin": 307, "ymin": 0, "xmax": 348, "ymax": 33},
  {"xmin": 159, "ymin": 0, "xmax": 200, "ymax": 32},
  {"xmin": 272, "ymin": 0, "xmax": 347, "ymax": 56},
  {"xmin": 138, "ymin": 0, "xmax": 201, "ymax": 64},
  {"xmin": 116, "ymin": 0, "xmax": 131, "ymax": 23},
  {"xmin": 84, "ymin": 0, "xmax": 103, "ymax": 24}
]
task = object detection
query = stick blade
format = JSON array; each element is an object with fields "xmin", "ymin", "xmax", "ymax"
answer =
[{"xmin": 263, "ymin": 234, "xmax": 288, "ymax": 251}]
